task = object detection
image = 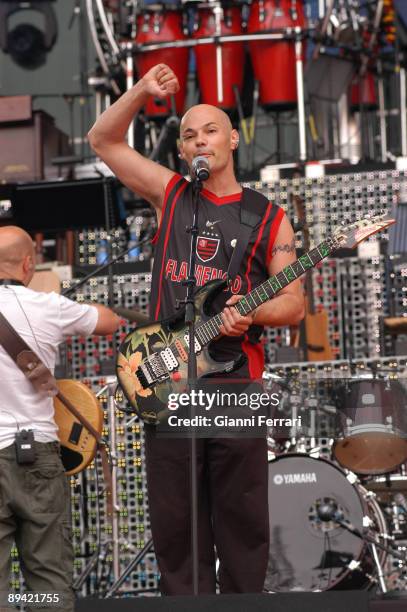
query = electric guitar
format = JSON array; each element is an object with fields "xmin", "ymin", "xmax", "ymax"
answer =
[
  {"xmin": 116, "ymin": 214, "xmax": 395, "ymax": 424},
  {"xmin": 54, "ymin": 379, "xmax": 104, "ymax": 475},
  {"xmin": 292, "ymin": 192, "xmax": 333, "ymax": 360}
]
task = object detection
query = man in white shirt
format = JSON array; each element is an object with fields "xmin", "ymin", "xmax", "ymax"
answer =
[{"xmin": 0, "ymin": 226, "xmax": 120, "ymax": 611}]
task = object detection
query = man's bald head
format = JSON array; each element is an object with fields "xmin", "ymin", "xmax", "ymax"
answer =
[
  {"xmin": 0, "ymin": 226, "xmax": 35, "ymax": 284},
  {"xmin": 179, "ymin": 104, "xmax": 239, "ymax": 178},
  {"xmin": 180, "ymin": 104, "xmax": 232, "ymax": 134},
  {"xmin": 0, "ymin": 226, "xmax": 34, "ymax": 264},
  {"xmin": 180, "ymin": 104, "xmax": 233, "ymax": 135}
]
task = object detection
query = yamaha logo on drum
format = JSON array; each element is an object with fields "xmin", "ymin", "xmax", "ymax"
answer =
[{"xmin": 273, "ymin": 473, "xmax": 318, "ymax": 485}]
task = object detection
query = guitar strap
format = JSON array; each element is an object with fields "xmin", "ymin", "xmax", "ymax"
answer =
[
  {"xmin": 227, "ymin": 187, "xmax": 278, "ymax": 282},
  {"xmin": 0, "ymin": 311, "xmax": 113, "ymax": 517}
]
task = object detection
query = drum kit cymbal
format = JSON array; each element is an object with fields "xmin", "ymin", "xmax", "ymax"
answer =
[{"xmin": 264, "ymin": 370, "xmax": 407, "ymax": 593}]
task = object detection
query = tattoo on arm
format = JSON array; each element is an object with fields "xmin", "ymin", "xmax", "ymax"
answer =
[{"xmin": 271, "ymin": 238, "xmax": 296, "ymax": 257}]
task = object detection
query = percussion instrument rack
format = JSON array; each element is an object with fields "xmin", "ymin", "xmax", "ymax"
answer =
[
  {"xmin": 112, "ymin": 25, "xmax": 310, "ymax": 162},
  {"xmin": 85, "ymin": 0, "xmax": 407, "ymax": 168},
  {"xmin": 83, "ymin": 0, "xmax": 407, "ymax": 169},
  {"xmin": 119, "ymin": 27, "xmax": 310, "ymax": 52}
]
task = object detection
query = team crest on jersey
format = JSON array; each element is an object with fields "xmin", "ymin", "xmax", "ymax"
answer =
[{"xmin": 197, "ymin": 236, "xmax": 220, "ymax": 262}]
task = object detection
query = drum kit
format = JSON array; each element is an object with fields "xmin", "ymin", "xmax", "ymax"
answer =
[
  {"xmin": 130, "ymin": 0, "xmax": 307, "ymax": 116},
  {"xmin": 264, "ymin": 370, "xmax": 407, "ymax": 593}
]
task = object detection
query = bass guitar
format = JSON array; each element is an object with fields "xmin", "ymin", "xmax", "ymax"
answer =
[
  {"xmin": 116, "ymin": 214, "xmax": 394, "ymax": 424},
  {"xmin": 54, "ymin": 379, "xmax": 104, "ymax": 475}
]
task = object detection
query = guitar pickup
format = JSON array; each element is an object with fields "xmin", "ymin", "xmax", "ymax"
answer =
[
  {"xmin": 69, "ymin": 422, "xmax": 83, "ymax": 445},
  {"xmin": 175, "ymin": 339, "xmax": 188, "ymax": 362},
  {"xmin": 160, "ymin": 348, "xmax": 178, "ymax": 371},
  {"xmin": 184, "ymin": 334, "xmax": 201, "ymax": 353}
]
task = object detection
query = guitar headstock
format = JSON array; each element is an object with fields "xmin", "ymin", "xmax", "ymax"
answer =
[{"xmin": 331, "ymin": 213, "xmax": 396, "ymax": 250}]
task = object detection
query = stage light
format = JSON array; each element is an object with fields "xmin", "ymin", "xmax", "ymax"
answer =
[{"xmin": 0, "ymin": 1, "xmax": 58, "ymax": 69}]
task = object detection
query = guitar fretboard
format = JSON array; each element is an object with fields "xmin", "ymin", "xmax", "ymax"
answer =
[{"xmin": 195, "ymin": 239, "xmax": 334, "ymax": 346}]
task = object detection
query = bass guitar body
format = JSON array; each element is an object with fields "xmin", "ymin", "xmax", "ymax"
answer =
[
  {"xmin": 117, "ymin": 279, "xmax": 244, "ymax": 425},
  {"xmin": 54, "ymin": 379, "xmax": 104, "ymax": 475}
]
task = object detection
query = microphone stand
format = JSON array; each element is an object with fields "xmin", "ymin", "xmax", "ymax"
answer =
[
  {"xmin": 333, "ymin": 516, "xmax": 401, "ymax": 593},
  {"xmin": 178, "ymin": 176, "xmax": 203, "ymax": 595},
  {"xmin": 334, "ymin": 516, "xmax": 405, "ymax": 562},
  {"xmin": 318, "ymin": 503, "xmax": 406, "ymax": 593}
]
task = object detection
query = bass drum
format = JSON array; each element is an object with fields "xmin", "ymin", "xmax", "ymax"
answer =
[{"xmin": 266, "ymin": 454, "xmax": 387, "ymax": 591}]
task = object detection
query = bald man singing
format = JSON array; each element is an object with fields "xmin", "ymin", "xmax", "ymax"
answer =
[
  {"xmin": 0, "ymin": 226, "xmax": 120, "ymax": 611},
  {"xmin": 88, "ymin": 65, "xmax": 304, "ymax": 595}
]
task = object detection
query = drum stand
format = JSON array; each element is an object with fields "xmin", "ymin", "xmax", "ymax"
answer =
[
  {"xmin": 317, "ymin": 494, "xmax": 407, "ymax": 592},
  {"xmin": 370, "ymin": 541, "xmax": 387, "ymax": 593},
  {"xmin": 104, "ymin": 412, "xmax": 157, "ymax": 597},
  {"xmin": 75, "ymin": 398, "xmax": 160, "ymax": 597},
  {"xmin": 328, "ymin": 509, "xmax": 406, "ymax": 592},
  {"xmin": 295, "ymin": 26, "xmax": 307, "ymax": 162},
  {"xmin": 104, "ymin": 538, "xmax": 155, "ymax": 597},
  {"xmin": 73, "ymin": 378, "xmax": 144, "ymax": 596},
  {"xmin": 212, "ymin": 0, "xmax": 224, "ymax": 106}
]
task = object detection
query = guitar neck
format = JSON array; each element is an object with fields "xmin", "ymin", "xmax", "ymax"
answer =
[{"xmin": 195, "ymin": 238, "xmax": 335, "ymax": 347}]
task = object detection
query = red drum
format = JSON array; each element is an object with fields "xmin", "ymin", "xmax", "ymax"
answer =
[
  {"xmin": 135, "ymin": 6, "xmax": 189, "ymax": 117},
  {"xmin": 192, "ymin": 4, "xmax": 245, "ymax": 110},
  {"xmin": 247, "ymin": 0, "xmax": 306, "ymax": 110},
  {"xmin": 350, "ymin": 72, "xmax": 378, "ymax": 111}
]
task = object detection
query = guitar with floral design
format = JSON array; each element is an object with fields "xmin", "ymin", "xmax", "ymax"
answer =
[{"xmin": 117, "ymin": 214, "xmax": 395, "ymax": 424}]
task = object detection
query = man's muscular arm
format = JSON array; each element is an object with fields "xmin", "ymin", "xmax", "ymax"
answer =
[
  {"xmin": 252, "ymin": 213, "xmax": 304, "ymax": 326},
  {"xmin": 88, "ymin": 64, "xmax": 178, "ymax": 212},
  {"xmin": 220, "ymin": 214, "xmax": 305, "ymax": 335}
]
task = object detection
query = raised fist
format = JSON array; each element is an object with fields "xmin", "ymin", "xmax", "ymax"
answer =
[{"xmin": 141, "ymin": 64, "xmax": 180, "ymax": 99}]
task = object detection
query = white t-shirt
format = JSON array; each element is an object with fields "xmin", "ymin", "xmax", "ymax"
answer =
[{"xmin": 0, "ymin": 285, "xmax": 98, "ymax": 450}]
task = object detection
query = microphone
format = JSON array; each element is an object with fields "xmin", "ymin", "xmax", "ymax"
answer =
[
  {"xmin": 317, "ymin": 501, "xmax": 343, "ymax": 522},
  {"xmin": 191, "ymin": 156, "xmax": 210, "ymax": 182},
  {"xmin": 316, "ymin": 500, "xmax": 357, "ymax": 532}
]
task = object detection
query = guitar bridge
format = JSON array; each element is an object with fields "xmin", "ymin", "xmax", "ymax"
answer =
[
  {"xmin": 137, "ymin": 352, "xmax": 171, "ymax": 389},
  {"xmin": 136, "ymin": 367, "xmax": 150, "ymax": 389}
]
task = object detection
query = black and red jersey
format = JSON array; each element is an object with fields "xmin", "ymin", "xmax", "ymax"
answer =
[{"xmin": 150, "ymin": 173, "xmax": 284, "ymax": 379}]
